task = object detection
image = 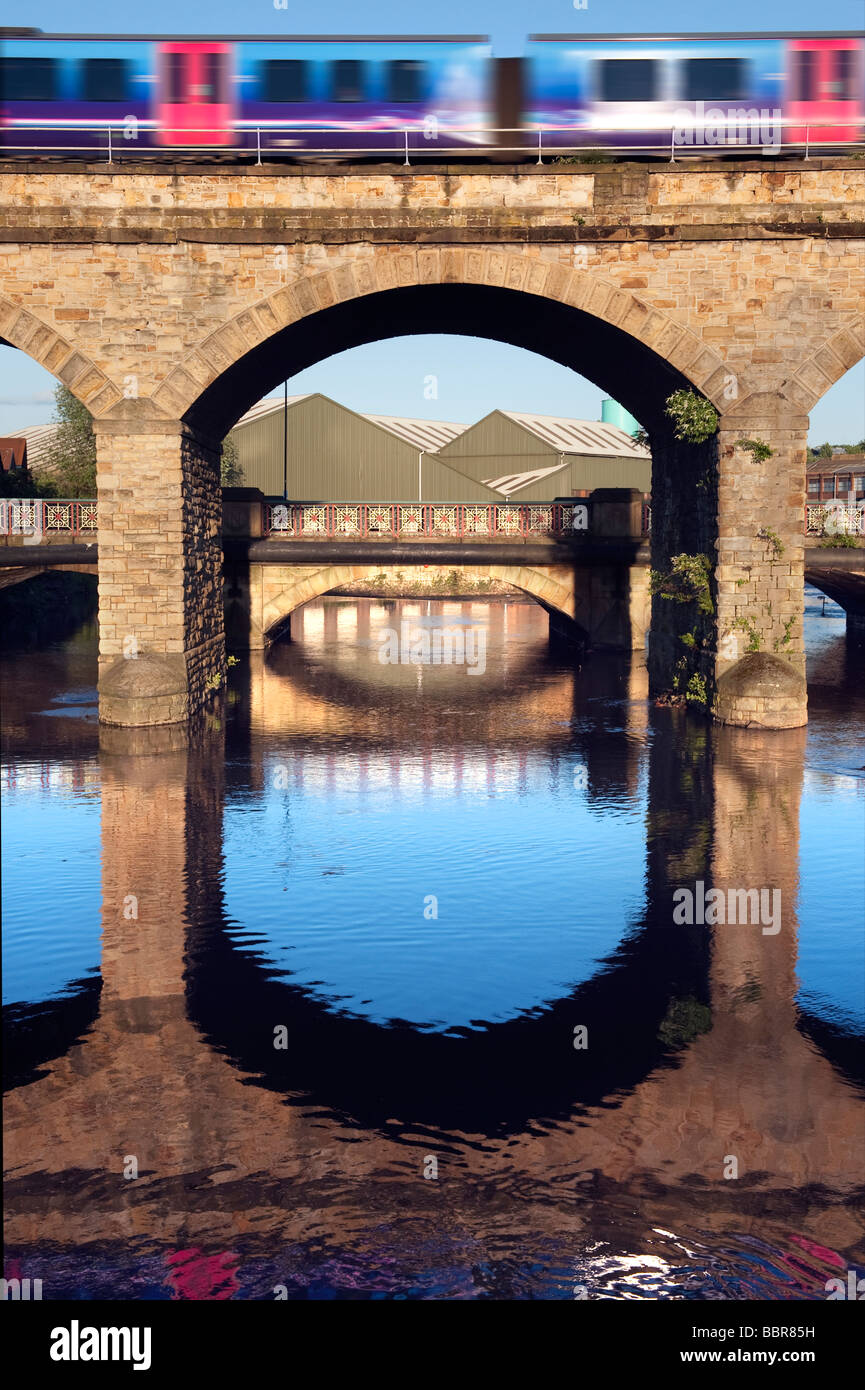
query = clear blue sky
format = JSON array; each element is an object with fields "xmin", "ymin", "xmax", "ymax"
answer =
[{"xmin": 1, "ymin": 1, "xmax": 862, "ymax": 442}]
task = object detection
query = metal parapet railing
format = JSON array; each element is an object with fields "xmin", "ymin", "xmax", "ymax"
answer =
[{"xmin": 1, "ymin": 120, "xmax": 863, "ymax": 164}]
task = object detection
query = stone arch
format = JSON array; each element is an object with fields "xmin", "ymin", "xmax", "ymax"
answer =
[
  {"xmin": 259, "ymin": 562, "xmax": 579, "ymax": 642},
  {"xmin": 0, "ymin": 293, "xmax": 123, "ymax": 416},
  {"xmin": 780, "ymin": 312, "xmax": 865, "ymax": 413},
  {"xmin": 148, "ymin": 248, "xmax": 729, "ymax": 435}
]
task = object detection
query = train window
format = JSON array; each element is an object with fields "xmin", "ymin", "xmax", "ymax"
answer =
[
  {"xmin": 598, "ymin": 59, "xmax": 657, "ymax": 102},
  {"xmin": 165, "ymin": 51, "xmax": 185, "ymax": 105},
  {"xmin": 387, "ymin": 60, "xmax": 426, "ymax": 103},
  {"xmin": 332, "ymin": 59, "xmax": 366, "ymax": 103},
  {"xmin": 682, "ymin": 58, "xmax": 747, "ymax": 102},
  {"xmin": 792, "ymin": 50, "xmax": 818, "ymax": 103},
  {"xmin": 835, "ymin": 50, "xmax": 857, "ymax": 101},
  {"xmin": 82, "ymin": 58, "xmax": 128, "ymax": 102},
  {"xmin": 0, "ymin": 57, "xmax": 58, "ymax": 101},
  {"xmin": 262, "ymin": 60, "xmax": 308, "ymax": 103},
  {"xmin": 200, "ymin": 51, "xmax": 226, "ymax": 104}
]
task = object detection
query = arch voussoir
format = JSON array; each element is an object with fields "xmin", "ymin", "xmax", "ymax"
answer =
[
  {"xmin": 157, "ymin": 245, "xmax": 730, "ymax": 425},
  {"xmin": 0, "ymin": 292, "xmax": 123, "ymax": 416}
]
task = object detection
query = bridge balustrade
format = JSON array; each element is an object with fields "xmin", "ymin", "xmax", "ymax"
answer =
[
  {"xmin": 805, "ymin": 503, "xmax": 865, "ymax": 537},
  {"xmin": 263, "ymin": 502, "xmax": 576, "ymax": 539},
  {"xmin": 0, "ymin": 499, "xmax": 98, "ymax": 538}
]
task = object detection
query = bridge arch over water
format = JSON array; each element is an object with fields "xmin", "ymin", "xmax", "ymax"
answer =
[{"xmin": 1, "ymin": 163, "xmax": 861, "ymax": 727}]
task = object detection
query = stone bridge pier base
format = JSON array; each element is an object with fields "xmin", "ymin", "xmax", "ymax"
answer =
[
  {"xmin": 713, "ymin": 397, "xmax": 808, "ymax": 728},
  {"xmin": 650, "ymin": 394, "xmax": 808, "ymax": 730},
  {"xmin": 95, "ymin": 416, "xmax": 225, "ymax": 726}
]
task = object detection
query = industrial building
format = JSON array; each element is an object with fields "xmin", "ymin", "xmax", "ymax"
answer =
[
  {"xmin": 227, "ymin": 394, "xmax": 500, "ymax": 502},
  {"xmin": 435, "ymin": 408, "xmax": 650, "ymax": 500},
  {"xmin": 227, "ymin": 393, "xmax": 650, "ymax": 501}
]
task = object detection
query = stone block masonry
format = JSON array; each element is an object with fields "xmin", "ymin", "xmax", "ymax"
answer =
[{"xmin": 0, "ymin": 158, "xmax": 861, "ymax": 725}]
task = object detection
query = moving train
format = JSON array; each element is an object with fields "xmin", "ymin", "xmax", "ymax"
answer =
[{"xmin": 1, "ymin": 30, "xmax": 862, "ymax": 157}]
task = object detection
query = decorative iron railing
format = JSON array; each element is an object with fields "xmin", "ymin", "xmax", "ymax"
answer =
[
  {"xmin": 263, "ymin": 501, "xmax": 593, "ymax": 539},
  {"xmin": 0, "ymin": 499, "xmax": 98, "ymax": 538},
  {"xmin": 13, "ymin": 498, "xmax": 862, "ymax": 542},
  {"xmin": 805, "ymin": 504, "xmax": 865, "ymax": 537}
]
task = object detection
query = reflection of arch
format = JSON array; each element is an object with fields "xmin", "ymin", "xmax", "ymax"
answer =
[
  {"xmin": 0, "ymin": 293, "xmax": 122, "ymax": 414},
  {"xmin": 261, "ymin": 563, "xmax": 580, "ymax": 641},
  {"xmin": 803, "ymin": 564, "xmax": 865, "ymax": 620},
  {"xmin": 147, "ymin": 256, "xmax": 727, "ymax": 436}
]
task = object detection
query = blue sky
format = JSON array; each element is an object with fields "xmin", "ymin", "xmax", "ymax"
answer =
[
  {"xmin": 1, "ymin": 1, "xmax": 862, "ymax": 441},
  {"xmin": 8, "ymin": 0, "xmax": 864, "ymax": 50}
]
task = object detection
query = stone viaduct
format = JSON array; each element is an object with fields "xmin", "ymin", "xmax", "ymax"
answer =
[{"xmin": 0, "ymin": 157, "xmax": 862, "ymax": 727}]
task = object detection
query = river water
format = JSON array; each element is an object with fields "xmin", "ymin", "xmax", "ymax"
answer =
[{"xmin": 2, "ymin": 590, "xmax": 863, "ymax": 1300}]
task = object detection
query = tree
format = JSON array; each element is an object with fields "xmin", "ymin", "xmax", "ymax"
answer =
[
  {"xmin": 220, "ymin": 434, "xmax": 243, "ymax": 487},
  {"xmin": 43, "ymin": 383, "xmax": 96, "ymax": 497},
  {"xmin": 816, "ymin": 442, "xmax": 834, "ymax": 459}
]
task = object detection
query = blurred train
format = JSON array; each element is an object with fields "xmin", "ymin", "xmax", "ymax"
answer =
[{"xmin": 0, "ymin": 30, "xmax": 862, "ymax": 156}]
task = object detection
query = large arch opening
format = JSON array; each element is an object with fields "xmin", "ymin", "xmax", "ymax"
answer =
[
  {"xmin": 181, "ymin": 279, "xmax": 713, "ymax": 725},
  {"xmin": 184, "ymin": 283, "xmax": 698, "ymax": 442}
]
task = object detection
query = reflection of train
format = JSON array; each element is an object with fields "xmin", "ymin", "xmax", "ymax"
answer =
[{"xmin": 0, "ymin": 29, "xmax": 862, "ymax": 156}]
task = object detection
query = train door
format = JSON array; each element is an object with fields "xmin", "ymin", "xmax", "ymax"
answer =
[
  {"xmin": 156, "ymin": 42, "xmax": 235, "ymax": 146},
  {"xmin": 786, "ymin": 38, "xmax": 861, "ymax": 145}
]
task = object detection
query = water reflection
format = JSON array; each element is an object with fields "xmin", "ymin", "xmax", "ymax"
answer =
[{"xmin": 2, "ymin": 597, "xmax": 863, "ymax": 1299}]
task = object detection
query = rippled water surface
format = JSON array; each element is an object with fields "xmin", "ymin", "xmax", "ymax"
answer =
[{"xmin": 2, "ymin": 588, "xmax": 863, "ymax": 1299}]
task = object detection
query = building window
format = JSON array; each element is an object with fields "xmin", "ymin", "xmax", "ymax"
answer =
[
  {"xmin": 808, "ymin": 478, "xmax": 820, "ymax": 494},
  {"xmin": 82, "ymin": 58, "xmax": 129, "ymax": 102},
  {"xmin": 854, "ymin": 476, "xmax": 864, "ymax": 497},
  {"xmin": 682, "ymin": 58, "xmax": 747, "ymax": 102},
  {"xmin": 331, "ymin": 60, "xmax": 366, "ymax": 103},
  {"xmin": 823, "ymin": 478, "xmax": 835, "ymax": 498},
  {"xmin": 0, "ymin": 57, "xmax": 58, "ymax": 101},
  {"xmin": 837, "ymin": 475, "xmax": 851, "ymax": 495},
  {"xmin": 597, "ymin": 59, "xmax": 658, "ymax": 103},
  {"xmin": 262, "ymin": 60, "xmax": 308, "ymax": 103},
  {"xmin": 387, "ymin": 60, "xmax": 426, "ymax": 104}
]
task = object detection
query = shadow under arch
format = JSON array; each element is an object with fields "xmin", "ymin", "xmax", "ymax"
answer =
[
  {"xmin": 182, "ymin": 282, "xmax": 700, "ymax": 442},
  {"xmin": 258, "ymin": 566, "xmax": 586, "ymax": 646}
]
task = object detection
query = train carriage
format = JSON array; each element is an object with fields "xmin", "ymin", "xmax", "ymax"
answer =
[
  {"xmin": 0, "ymin": 28, "xmax": 862, "ymax": 158},
  {"xmin": 526, "ymin": 32, "xmax": 863, "ymax": 152}
]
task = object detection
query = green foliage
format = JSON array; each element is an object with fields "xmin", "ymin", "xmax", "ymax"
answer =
[
  {"xmin": 658, "ymin": 996, "xmax": 713, "ymax": 1048},
  {"xmin": 736, "ymin": 437, "xmax": 774, "ymax": 463},
  {"xmin": 734, "ymin": 616, "xmax": 762, "ymax": 652},
  {"xmin": 664, "ymin": 389, "xmax": 718, "ymax": 445},
  {"xmin": 650, "ymin": 552, "xmax": 714, "ymax": 615},
  {"xmin": 773, "ymin": 617, "xmax": 797, "ymax": 652},
  {"xmin": 685, "ymin": 672, "xmax": 708, "ymax": 705},
  {"xmin": 220, "ymin": 435, "xmax": 243, "ymax": 487},
  {"xmin": 818, "ymin": 533, "xmax": 858, "ymax": 548},
  {"xmin": 757, "ymin": 526, "xmax": 784, "ymax": 560},
  {"xmin": 43, "ymin": 383, "xmax": 97, "ymax": 497},
  {"xmin": 633, "ymin": 426, "xmax": 650, "ymax": 449}
]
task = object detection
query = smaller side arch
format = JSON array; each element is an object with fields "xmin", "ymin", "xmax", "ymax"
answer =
[
  {"xmin": 255, "ymin": 562, "xmax": 581, "ymax": 647},
  {"xmin": 0, "ymin": 293, "xmax": 123, "ymax": 416},
  {"xmin": 781, "ymin": 312, "xmax": 865, "ymax": 413}
]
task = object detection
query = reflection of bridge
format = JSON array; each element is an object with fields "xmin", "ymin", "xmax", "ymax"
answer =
[{"xmin": 4, "ymin": 659, "xmax": 863, "ymax": 1290}]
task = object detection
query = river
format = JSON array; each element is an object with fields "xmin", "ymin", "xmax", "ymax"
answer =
[{"xmin": 2, "ymin": 588, "xmax": 863, "ymax": 1300}]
